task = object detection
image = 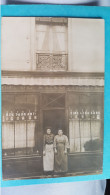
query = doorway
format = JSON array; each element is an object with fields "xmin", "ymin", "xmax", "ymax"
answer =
[
  {"xmin": 41, "ymin": 93, "xmax": 66, "ymax": 135},
  {"xmin": 43, "ymin": 109, "xmax": 66, "ymax": 136}
]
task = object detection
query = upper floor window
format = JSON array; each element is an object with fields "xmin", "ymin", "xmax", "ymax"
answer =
[{"xmin": 35, "ymin": 17, "xmax": 68, "ymax": 71}]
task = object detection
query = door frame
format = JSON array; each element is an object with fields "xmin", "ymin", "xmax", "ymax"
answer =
[{"xmin": 39, "ymin": 92, "xmax": 67, "ymax": 143}]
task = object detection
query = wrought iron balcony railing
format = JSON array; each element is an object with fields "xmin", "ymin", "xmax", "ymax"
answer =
[{"xmin": 36, "ymin": 53, "xmax": 68, "ymax": 71}]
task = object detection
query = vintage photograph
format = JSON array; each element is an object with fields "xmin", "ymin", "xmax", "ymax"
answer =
[{"xmin": 1, "ymin": 17, "xmax": 104, "ymax": 180}]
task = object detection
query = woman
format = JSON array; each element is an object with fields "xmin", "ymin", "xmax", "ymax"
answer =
[
  {"xmin": 54, "ymin": 129, "xmax": 69, "ymax": 174},
  {"xmin": 43, "ymin": 128, "xmax": 54, "ymax": 174}
]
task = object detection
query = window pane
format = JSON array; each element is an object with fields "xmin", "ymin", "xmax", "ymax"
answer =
[
  {"xmin": 2, "ymin": 123, "xmax": 14, "ymax": 149},
  {"xmin": 53, "ymin": 25, "xmax": 67, "ymax": 53},
  {"xmin": 26, "ymin": 95, "xmax": 38, "ymax": 114},
  {"xmin": 69, "ymin": 119, "xmax": 80, "ymax": 152},
  {"xmin": 84, "ymin": 93, "xmax": 103, "ymax": 152},
  {"xmin": 36, "ymin": 24, "xmax": 67, "ymax": 53},
  {"xmin": 68, "ymin": 92, "xmax": 103, "ymax": 153},
  {"xmin": 79, "ymin": 94, "xmax": 91, "ymax": 152},
  {"xmin": 90, "ymin": 93, "xmax": 102, "ymax": 120},
  {"xmin": 90, "ymin": 93, "xmax": 103, "ymax": 151},
  {"xmin": 79, "ymin": 93, "xmax": 91, "ymax": 119},
  {"xmin": 80, "ymin": 121, "xmax": 91, "ymax": 152},
  {"xmin": 2, "ymin": 95, "xmax": 14, "ymax": 156},
  {"xmin": 91, "ymin": 121, "xmax": 101, "ymax": 138},
  {"xmin": 42, "ymin": 93, "xmax": 65, "ymax": 108},
  {"xmin": 90, "ymin": 93, "xmax": 102, "ymax": 140},
  {"xmin": 2, "ymin": 94, "xmax": 39, "ymax": 156},
  {"xmin": 36, "ymin": 22, "xmax": 67, "ymax": 71},
  {"xmin": 15, "ymin": 95, "xmax": 27, "ymax": 115},
  {"xmin": 15, "ymin": 95, "xmax": 27, "ymax": 155},
  {"xmin": 68, "ymin": 93, "xmax": 80, "ymax": 152},
  {"xmin": 2, "ymin": 94, "xmax": 15, "ymax": 122},
  {"xmin": 15, "ymin": 121, "xmax": 26, "ymax": 148},
  {"xmin": 27, "ymin": 121, "xmax": 35, "ymax": 148},
  {"xmin": 26, "ymin": 95, "xmax": 38, "ymax": 154}
]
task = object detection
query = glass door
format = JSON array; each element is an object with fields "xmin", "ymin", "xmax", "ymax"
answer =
[{"xmin": 41, "ymin": 92, "xmax": 66, "ymax": 143}]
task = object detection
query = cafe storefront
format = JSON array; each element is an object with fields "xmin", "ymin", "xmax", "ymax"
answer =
[
  {"xmin": 2, "ymin": 72, "xmax": 104, "ymax": 180},
  {"xmin": 1, "ymin": 17, "xmax": 104, "ymax": 180}
]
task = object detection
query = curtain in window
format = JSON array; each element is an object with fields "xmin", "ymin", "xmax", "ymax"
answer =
[
  {"xmin": 35, "ymin": 22, "xmax": 67, "ymax": 71},
  {"xmin": 69, "ymin": 119, "xmax": 80, "ymax": 152},
  {"xmin": 15, "ymin": 121, "xmax": 26, "ymax": 148},
  {"xmin": 2, "ymin": 123, "xmax": 14, "ymax": 149},
  {"xmin": 91, "ymin": 120, "xmax": 101, "ymax": 139},
  {"xmin": 36, "ymin": 24, "xmax": 67, "ymax": 53},
  {"xmin": 2, "ymin": 95, "xmax": 15, "ymax": 154},
  {"xmin": 27, "ymin": 121, "xmax": 36, "ymax": 148},
  {"xmin": 2, "ymin": 94, "xmax": 38, "ymax": 156},
  {"xmin": 68, "ymin": 92, "xmax": 103, "ymax": 153},
  {"xmin": 80, "ymin": 121, "xmax": 91, "ymax": 152}
]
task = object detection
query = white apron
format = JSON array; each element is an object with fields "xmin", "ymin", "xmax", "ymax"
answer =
[{"xmin": 43, "ymin": 144, "xmax": 54, "ymax": 171}]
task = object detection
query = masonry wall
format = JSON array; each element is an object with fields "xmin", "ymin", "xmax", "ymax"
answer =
[{"xmin": 1, "ymin": 17, "xmax": 104, "ymax": 72}]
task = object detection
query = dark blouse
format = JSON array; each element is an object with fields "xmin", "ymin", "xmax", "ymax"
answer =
[{"xmin": 43, "ymin": 134, "xmax": 54, "ymax": 147}]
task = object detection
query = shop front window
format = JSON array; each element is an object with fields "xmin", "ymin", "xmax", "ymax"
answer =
[
  {"xmin": 68, "ymin": 92, "xmax": 103, "ymax": 153},
  {"xmin": 2, "ymin": 95, "xmax": 15, "ymax": 156},
  {"xmin": 2, "ymin": 94, "xmax": 39, "ymax": 157}
]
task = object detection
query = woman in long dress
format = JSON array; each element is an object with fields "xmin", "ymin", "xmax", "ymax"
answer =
[
  {"xmin": 43, "ymin": 128, "xmax": 54, "ymax": 174},
  {"xmin": 54, "ymin": 129, "xmax": 69, "ymax": 174}
]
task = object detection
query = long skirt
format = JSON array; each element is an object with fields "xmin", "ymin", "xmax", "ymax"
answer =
[
  {"xmin": 43, "ymin": 144, "xmax": 54, "ymax": 171},
  {"xmin": 54, "ymin": 143, "xmax": 68, "ymax": 173}
]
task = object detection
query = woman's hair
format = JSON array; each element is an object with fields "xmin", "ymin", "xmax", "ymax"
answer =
[
  {"xmin": 45, "ymin": 127, "xmax": 52, "ymax": 132},
  {"xmin": 58, "ymin": 129, "xmax": 63, "ymax": 132}
]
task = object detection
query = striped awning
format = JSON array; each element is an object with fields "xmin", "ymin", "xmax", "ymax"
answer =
[{"xmin": 2, "ymin": 76, "xmax": 104, "ymax": 86}]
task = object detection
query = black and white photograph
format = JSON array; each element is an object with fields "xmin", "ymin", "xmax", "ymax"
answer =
[{"xmin": 1, "ymin": 17, "xmax": 104, "ymax": 180}]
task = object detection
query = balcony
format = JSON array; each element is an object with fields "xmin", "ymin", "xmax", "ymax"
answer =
[{"xmin": 36, "ymin": 53, "xmax": 68, "ymax": 71}]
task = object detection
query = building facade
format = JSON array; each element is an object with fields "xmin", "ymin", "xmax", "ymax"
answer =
[{"xmin": 1, "ymin": 17, "xmax": 104, "ymax": 180}]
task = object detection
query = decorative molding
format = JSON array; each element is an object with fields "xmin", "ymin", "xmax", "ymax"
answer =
[
  {"xmin": 1, "ymin": 76, "xmax": 104, "ymax": 87},
  {"xmin": 2, "ymin": 85, "xmax": 104, "ymax": 93},
  {"xmin": 35, "ymin": 17, "xmax": 68, "ymax": 25},
  {"xmin": 36, "ymin": 53, "xmax": 68, "ymax": 71},
  {"xmin": 2, "ymin": 70, "xmax": 104, "ymax": 78}
]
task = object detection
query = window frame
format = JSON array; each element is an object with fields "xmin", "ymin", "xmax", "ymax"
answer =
[
  {"xmin": 35, "ymin": 17, "xmax": 68, "ymax": 72},
  {"xmin": 2, "ymin": 92, "xmax": 40, "ymax": 157},
  {"xmin": 67, "ymin": 91, "xmax": 104, "ymax": 154}
]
